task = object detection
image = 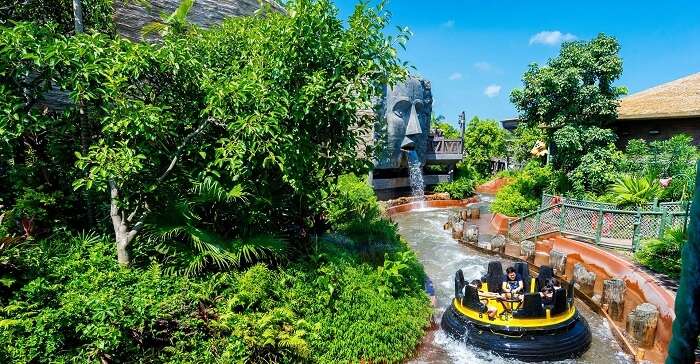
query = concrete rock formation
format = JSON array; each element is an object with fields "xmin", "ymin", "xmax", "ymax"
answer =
[
  {"xmin": 573, "ymin": 263, "xmax": 596, "ymax": 297},
  {"xmin": 626, "ymin": 303, "xmax": 659, "ymax": 348},
  {"xmin": 375, "ymin": 76, "xmax": 432, "ymax": 169}
]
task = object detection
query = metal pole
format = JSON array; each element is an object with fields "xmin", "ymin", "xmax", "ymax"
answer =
[
  {"xmin": 595, "ymin": 208, "xmax": 604, "ymax": 246},
  {"xmin": 459, "ymin": 111, "xmax": 466, "ymax": 155}
]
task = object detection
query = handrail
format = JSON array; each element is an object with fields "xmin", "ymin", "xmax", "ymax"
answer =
[{"xmin": 507, "ymin": 198, "xmax": 690, "ymax": 251}]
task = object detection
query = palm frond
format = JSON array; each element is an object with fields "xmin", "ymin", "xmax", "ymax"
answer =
[
  {"xmin": 141, "ymin": 21, "xmax": 168, "ymax": 38},
  {"xmin": 169, "ymin": 0, "xmax": 194, "ymax": 23},
  {"xmin": 144, "ymin": 201, "xmax": 285, "ymax": 276},
  {"xmin": 191, "ymin": 177, "xmax": 248, "ymax": 203}
]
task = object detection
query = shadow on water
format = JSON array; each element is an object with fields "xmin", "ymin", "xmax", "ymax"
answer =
[{"xmin": 392, "ymin": 200, "xmax": 633, "ymax": 364}]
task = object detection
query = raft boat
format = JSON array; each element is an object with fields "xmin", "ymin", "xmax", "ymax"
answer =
[{"xmin": 441, "ymin": 261, "xmax": 592, "ymax": 362}]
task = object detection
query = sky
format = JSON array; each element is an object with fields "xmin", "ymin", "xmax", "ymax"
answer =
[{"xmin": 333, "ymin": 0, "xmax": 700, "ymax": 126}]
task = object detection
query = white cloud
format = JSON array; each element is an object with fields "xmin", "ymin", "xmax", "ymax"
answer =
[
  {"xmin": 448, "ymin": 72, "xmax": 463, "ymax": 81},
  {"xmin": 484, "ymin": 84, "xmax": 501, "ymax": 98},
  {"xmin": 529, "ymin": 30, "xmax": 577, "ymax": 46},
  {"xmin": 474, "ymin": 61, "xmax": 493, "ymax": 72},
  {"xmin": 441, "ymin": 20, "xmax": 455, "ymax": 28}
]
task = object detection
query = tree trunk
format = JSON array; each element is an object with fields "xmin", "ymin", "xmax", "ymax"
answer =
[
  {"xmin": 573, "ymin": 263, "xmax": 596, "ymax": 297},
  {"xmin": 626, "ymin": 303, "xmax": 659, "ymax": 348},
  {"xmin": 109, "ymin": 180, "xmax": 140, "ymax": 266},
  {"xmin": 520, "ymin": 240, "xmax": 535, "ymax": 262},
  {"xmin": 549, "ymin": 250, "xmax": 567, "ymax": 276},
  {"xmin": 602, "ymin": 278, "xmax": 626, "ymax": 321},
  {"xmin": 464, "ymin": 223, "xmax": 478, "ymax": 243},
  {"xmin": 73, "ymin": 0, "xmax": 84, "ymax": 33}
]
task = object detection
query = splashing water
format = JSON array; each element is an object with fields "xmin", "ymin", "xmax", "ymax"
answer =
[{"xmin": 407, "ymin": 150, "xmax": 425, "ymax": 201}]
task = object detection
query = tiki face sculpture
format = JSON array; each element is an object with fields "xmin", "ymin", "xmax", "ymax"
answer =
[{"xmin": 375, "ymin": 77, "xmax": 432, "ymax": 169}]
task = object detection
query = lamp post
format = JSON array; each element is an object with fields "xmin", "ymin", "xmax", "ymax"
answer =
[{"xmin": 458, "ymin": 111, "xmax": 466, "ymax": 155}]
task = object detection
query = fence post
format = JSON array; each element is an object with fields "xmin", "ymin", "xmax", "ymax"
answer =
[
  {"xmin": 535, "ymin": 210, "xmax": 541, "ymax": 241},
  {"xmin": 632, "ymin": 211, "xmax": 642, "ymax": 252},
  {"xmin": 559, "ymin": 204, "xmax": 566, "ymax": 232},
  {"xmin": 658, "ymin": 209, "xmax": 668, "ymax": 239},
  {"xmin": 595, "ymin": 208, "xmax": 604, "ymax": 246}
]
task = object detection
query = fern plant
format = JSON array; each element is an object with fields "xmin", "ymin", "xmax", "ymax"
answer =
[
  {"xmin": 144, "ymin": 177, "xmax": 284, "ymax": 276},
  {"xmin": 608, "ymin": 174, "xmax": 662, "ymax": 208}
]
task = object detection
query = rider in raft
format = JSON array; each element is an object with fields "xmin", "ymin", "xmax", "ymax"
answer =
[{"xmin": 441, "ymin": 261, "xmax": 592, "ymax": 362}]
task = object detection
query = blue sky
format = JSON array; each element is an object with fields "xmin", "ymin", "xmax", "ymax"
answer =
[{"xmin": 334, "ymin": 0, "xmax": 700, "ymax": 125}]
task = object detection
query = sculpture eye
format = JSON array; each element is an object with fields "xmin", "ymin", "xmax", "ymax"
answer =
[{"xmin": 392, "ymin": 100, "xmax": 411, "ymax": 119}]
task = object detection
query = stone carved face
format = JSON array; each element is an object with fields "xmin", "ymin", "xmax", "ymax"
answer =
[{"xmin": 375, "ymin": 77, "xmax": 432, "ymax": 169}]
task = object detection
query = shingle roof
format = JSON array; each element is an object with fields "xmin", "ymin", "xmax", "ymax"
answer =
[{"xmin": 618, "ymin": 72, "xmax": 700, "ymax": 120}]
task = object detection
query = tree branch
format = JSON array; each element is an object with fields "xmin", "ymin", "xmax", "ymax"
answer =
[{"xmin": 156, "ymin": 116, "xmax": 213, "ymax": 184}]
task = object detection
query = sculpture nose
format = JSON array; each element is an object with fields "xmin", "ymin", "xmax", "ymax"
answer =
[{"xmin": 405, "ymin": 104, "xmax": 422, "ymax": 136}]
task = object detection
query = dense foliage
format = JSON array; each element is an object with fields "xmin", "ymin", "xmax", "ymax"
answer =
[
  {"xmin": 1, "ymin": 0, "xmax": 407, "ymax": 264},
  {"xmin": 0, "ymin": 1, "xmax": 432, "ymax": 362},
  {"xmin": 430, "ymin": 114, "xmax": 460, "ymax": 139},
  {"xmin": 490, "ymin": 161, "xmax": 553, "ymax": 216},
  {"xmin": 635, "ymin": 228, "xmax": 685, "ymax": 279},
  {"xmin": 433, "ymin": 177, "xmax": 474, "ymax": 200},
  {"xmin": 1, "ymin": 0, "xmax": 116, "ymax": 34},
  {"xmin": 462, "ymin": 117, "xmax": 507, "ymax": 176},
  {"xmin": 0, "ymin": 227, "xmax": 431, "ymax": 363}
]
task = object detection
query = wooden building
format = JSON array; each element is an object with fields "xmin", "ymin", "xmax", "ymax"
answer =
[
  {"xmin": 114, "ymin": 0, "xmax": 283, "ymax": 41},
  {"xmin": 616, "ymin": 72, "xmax": 700, "ymax": 146},
  {"xmin": 500, "ymin": 72, "xmax": 700, "ymax": 145}
]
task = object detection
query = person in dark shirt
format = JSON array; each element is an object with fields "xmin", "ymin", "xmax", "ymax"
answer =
[
  {"xmin": 540, "ymin": 284, "xmax": 555, "ymax": 306},
  {"xmin": 469, "ymin": 279, "xmax": 499, "ymax": 320},
  {"xmin": 501, "ymin": 266, "xmax": 524, "ymax": 301}
]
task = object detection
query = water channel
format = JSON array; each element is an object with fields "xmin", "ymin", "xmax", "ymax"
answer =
[{"xmin": 393, "ymin": 195, "xmax": 633, "ymax": 364}]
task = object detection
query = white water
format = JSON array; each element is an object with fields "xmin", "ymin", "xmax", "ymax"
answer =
[
  {"xmin": 393, "ymin": 202, "xmax": 633, "ymax": 364},
  {"xmin": 407, "ymin": 150, "xmax": 425, "ymax": 201}
]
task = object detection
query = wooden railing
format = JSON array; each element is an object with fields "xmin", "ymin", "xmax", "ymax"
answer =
[{"xmin": 427, "ymin": 138, "xmax": 462, "ymax": 154}]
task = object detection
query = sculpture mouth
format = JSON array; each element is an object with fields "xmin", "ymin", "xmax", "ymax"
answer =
[{"xmin": 401, "ymin": 138, "xmax": 416, "ymax": 151}]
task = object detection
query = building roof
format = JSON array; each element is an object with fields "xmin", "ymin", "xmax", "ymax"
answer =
[{"xmin": 618, "ymin": 72, "xmax": 700, "ymax": 120}]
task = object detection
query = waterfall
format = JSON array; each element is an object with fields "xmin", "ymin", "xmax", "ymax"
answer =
[{"xmin": 407, "ymin": 150, "xmax": 425, "ymax": 201}]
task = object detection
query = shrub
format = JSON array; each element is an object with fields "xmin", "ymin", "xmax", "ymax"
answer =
[
  {"xmin": 607, "ymin": 175, "xmax": 662, "ymax": 208},
  {"xmin": 635, "ymin": 228, "xmax": 685, "ymax": 279},
  {"xmin": 0, "ymin": 231, "xmax": 431, "ymax": 363},
  {"xmin": 490, "ymin": 161, "xmax": 552, "ymax": 216},
  {"xmin": 463, "ymin": 117, "xmax": 507, "ymax": 176},
  {"xmin": 433, "ymin": 177, "xmax": 475, "ymax": 199}
]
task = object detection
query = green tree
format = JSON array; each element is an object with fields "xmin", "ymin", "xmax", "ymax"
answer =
[
  {"xmin": 511, "ymin": 33, "xmax": 625, "ymax": 129},
  {"xmin": 510, "ymin": 123, "xmax": 545, "ymax": 163},
  {"xmin": 510, "ymin": 34, "xmax": 626, "ymax": 195},
  {"xmin": 430, "ymin": 113, "xmax": 460, "ymax": 139},
  {"xmin": 462, "ymin": 116, "xmax": 507, "ymax": 176},
  {"xmin": 1, "ymin": 0, "xmax": 409, "ymax": 265}
]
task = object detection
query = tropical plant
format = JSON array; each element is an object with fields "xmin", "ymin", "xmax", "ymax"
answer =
[
  {"xmin": 635, "ymin": 228, "xmax": 685, "ymax": 278},
  {"xmin": 433, "ymin": 177, "xmax": 475, "ymax": 200},
  {"xmin": 608, "ymin": 175, "xmax": 663, "ymax": 208},
  {"xmin": 431, "ymin": 114, "xmax": 460, "ymax": 139},
  {"xmin": 141, "ymin": 0, "xmax": 194, "ymax": 38},
  {"xmin": 462, "ymin": 117, "xmax": 507, "ymax": 176},
  {"xmin": 144, "ymin": 201, "xmax": 286, "ymax": 276}
]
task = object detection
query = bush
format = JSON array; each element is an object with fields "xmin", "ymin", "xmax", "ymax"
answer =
[
  {"xmin": 433, "ymin": 177, "xmax": 475, "ymax": 199},
  {"xmin": 0, "ymin": 231, "xmax": 431, "ymax": 363},
  {"xmin": 490, "ymin": 161, "xmax": 552, "ymax": 216},
  {"xmin": 635, "ymin": 228, "xmax": 685, "ymax": 279}
]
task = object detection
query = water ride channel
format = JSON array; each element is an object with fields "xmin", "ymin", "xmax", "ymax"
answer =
[{"xmin": 392, "ymin": 195, "xmax": 633, "ymax": 364}]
